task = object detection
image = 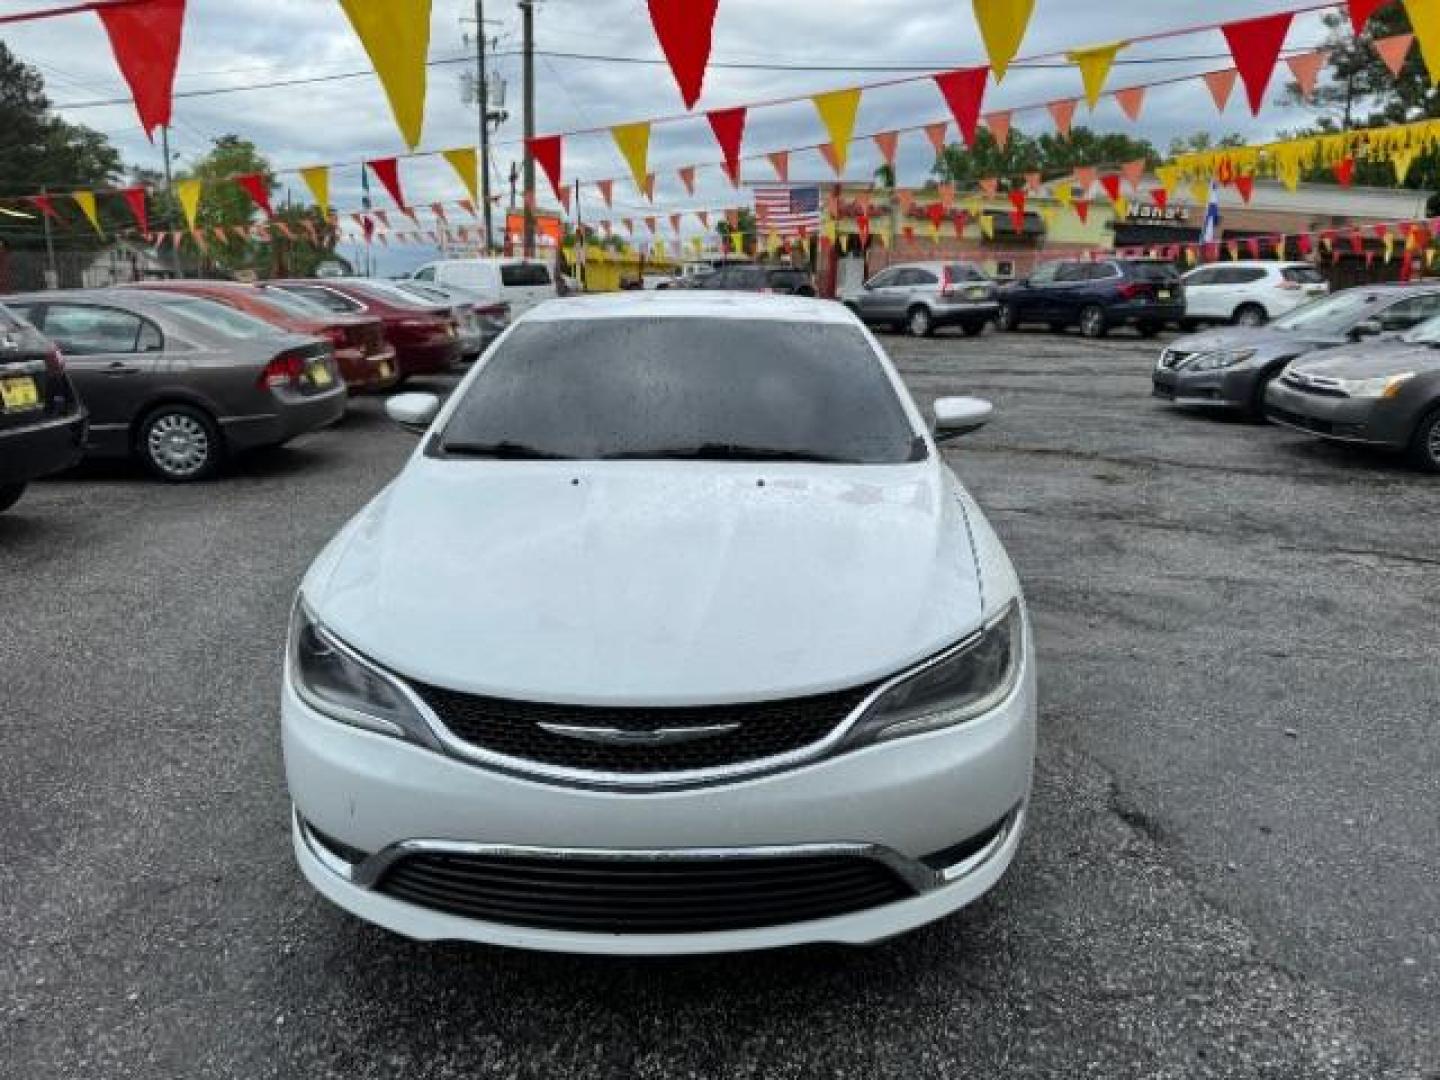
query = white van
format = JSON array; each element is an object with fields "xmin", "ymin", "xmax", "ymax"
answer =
[{"xmin": 408, "ymin": 258, "xmax": 558, "ymax": 316}]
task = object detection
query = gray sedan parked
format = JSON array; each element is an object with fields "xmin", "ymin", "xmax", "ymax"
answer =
[
  {"xmin": 846, "ymin": 262, "xmax": 998, "ymax": 338},
  {"xmin": 1, "ymin": 289, "xmax": 346, "ymax": 481},
  {"xmin": 1152, "ymin": 283, "xmax": 1440, "ymax": 417},
  {"xmin": 1265, "ymin": 315, "xmax": 1440, "ymax": 472}
]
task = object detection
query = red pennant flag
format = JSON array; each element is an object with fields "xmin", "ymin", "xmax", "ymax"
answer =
[
  {"xmin": 1235, "ymin": 175, "xmax": 1255, "ymax": 203},
  {"xmin": 1245, "ymin": 237, "xmax": 1261, "ymax": 259},
  {"xmin": 1008, "ymin": 189, "xmax": 1027, "ymax": 233},
  {"xmin": 1297, "ymin": 232, "xmax": 1313, "ymax": 255},
  {"xmin": 95, "ymin": 0, "xmax": 186, "ymax": 140},
  {"xmin": 1348, "ymin": 0, "xmax": 1389, "ymax": 33},
  {"xmin": 1074, "ymin": 199, "xmax": 1090, "ymax": 223},
  {"xmin": 1334, "ymin": 157, "xmax": 1356, "ymax": 186},
  {"xmin": 527, "ymin": 135, "xmax": 564, "ymax": 200},
  {"xmin": 235, "ymin": 174, "xmax": 272, "ymax": 218},
  {"xmin": 120, "ymin": 187, "xmax": 148, "ymax": 233},
  {"xmin": 457, "ymin": 198, "xmax": 476, "ymax": 218},
  {"xmin": 1115, "ymin": 86, "xmax": 1146, "ymax": 122},
  {"xmin": 1350, "ymin": 229, "xmax": 1365, "ymax": 254},
  {"xmin": 1048, "ymin": 98, "xmax": 1078, "ymax": 137},
  {"xmin": 924, "ymin": 122, "xmax": 949, "ymax": 156},
  {"xmin": 1099, "ymin": 174, "xmax": 1122, "ymax": 203},
  {"xmin": 678, "ymin": 165, "xmax": 696, "ymax": 195},
  {"xmin": 669, "ymin": 212, "xmax": 682, "ymax": 234},
  {"xmin": 1151, "ymin": 188, "xmax": 1169, "ymax": 210},
  {"xmin": 1222, "ymin": 12, "xmax": 1294, "ymax": 116},
  {"xmin": 367, "ymin": 157, "xmax": 406, "ymax": 208},
  {"xmin": 26, "ymin": 195, "xmax": 60, "ymax": 220},
  {"xmin": 768, "ymin": 151, "xmax": 790, "ymax": 182},
  {"xmin": 1286, "ymin": 50, "xmax": 1328, "ymax": 98},
  {"xmin": 873, "ymin": 131, "xmax": 899, "ymax": 167},
  {"xmin": 706, "ymin": 107, "xmax": 746, "ymax": 187},
  {"xmin": 933, "ymin": 67, "xmax": 989, "ymax": 148},
  {"xmin": 1372, "ymin": 223, "xmax": 1391, "ymax": 240},
  {"xmin": 645, "ymin": 0, "xmax": 719, "ymax": 109},
  {"xmin": 952, "ymin": 211, "xmax": 969, "ymax": 238},
  {"xmin": 856, "ymin": 213, "xmax": 870, "ymax": 246},
  {"xmin": 556, "ymin": 185, "xmax": 571, "ymax": 214}
]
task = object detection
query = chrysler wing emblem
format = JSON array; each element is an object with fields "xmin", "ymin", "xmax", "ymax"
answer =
[{"xmin": 537, "ymin": 722, "xmax": 741, "ymax": 747}]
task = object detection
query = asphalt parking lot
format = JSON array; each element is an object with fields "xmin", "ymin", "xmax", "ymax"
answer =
[{"xmin": 3, "ymin": 325, "xmax": 1436, "ymax": 1079}]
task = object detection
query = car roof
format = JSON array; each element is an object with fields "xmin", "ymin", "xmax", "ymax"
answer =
[
  {"xmin": 1186, "ymin": 260, "xmax": 1311, "ymax": 270},
  {"xmin": 524, "ymin": 291, "xmax": 854, "ymax": 324},
  {"xmin": 1, "ymin": 287, "xmax": 218, "ymax": 311}
]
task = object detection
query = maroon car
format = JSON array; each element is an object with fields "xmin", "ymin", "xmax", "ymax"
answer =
[
  {"xmin": 124, "ymin": 280, "xmax": 400, "ymax": 394},
  {"xmin": 268, "ymin": 278, "xmax": 463, "ymax": 379}
]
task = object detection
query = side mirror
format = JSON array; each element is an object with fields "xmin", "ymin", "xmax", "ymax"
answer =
[
  {"xmin": 1352, "ymin": 319, "xmax": 1384, "ymax": 339},
  {"xmin": 386, "ymin": 392, "xmax": 441, "ymax": 433},
  {"xmin": 933, "ymin": 396, "xmax": 994, "ymax": 441}
]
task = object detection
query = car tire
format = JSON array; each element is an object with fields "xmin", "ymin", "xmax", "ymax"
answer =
[
  {"xmin": 960, "ymin": 320, "xmax": 987, "ymax": 337},
  {"xmin": 1407, "ymin": 408, "xmax": 1440, "ymax": 473},
  {"xmin": 1136, "ymin": 321, "xmax": 1162, "ymax": 338},
  {"xmin": 1234, "ymin": 303, "xmax": 1268, "ymax": 328},
  {"xmin": 1250, "ymin": 367, "xmax": 1285, "ymax": 420},
  {"xmin": 0, "ymin": 483, "xmax": 26, "ymax": 513},
  {"xmin": 907, "ymin": 306, "xmax": 933, "ymax": 337},
  {"xmin": 137, "ymin": 403, "xmax": 223, "ymax": 483},
  {"xmin": 996, "ymin": 303, "xmax": 1018, "ymax": 332},
  {"xmin": 1080, "ymin": 305, "xmax": 1108, "ymax": 339}
]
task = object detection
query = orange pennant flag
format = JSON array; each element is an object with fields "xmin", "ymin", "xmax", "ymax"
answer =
[
  {"xmin": 873, "ymin": 130, "xmax": 899, "ymax": 166},
  {"xmin": 677, "ymin": 165, "xmax": 696, "ymax": 195},
  {"xmin": 1374, "ymin": 33, "xmax": 1414, "ymax": 77},
  {"xmin": 818, "ymin": 143, "xmax": 843, "ymax": 177},
  {"xmin": 1115, "ymin": 86, "xmax": 1145, "ymax": 122},
  {"xmin": 985, "ymin": 111, "xmax": 1012, "ymax": 149},
  {"xmin": 1047, "ymin": 98, "xmax": 1078, "ymax": 137},
  {"xmin": 1286, "ymin": 50, "xmax": 1328, "ymax": 98},
  {"xmin": 768, "ymin": 151, "xmax": 790, "ymax": 182}
]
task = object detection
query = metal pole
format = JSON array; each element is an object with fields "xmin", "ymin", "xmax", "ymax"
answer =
[
  {"xmin": 521, "ymin": 0, "xmax": 536, "ymax": 259},
  {"xmin": 476, "ymin": 0, "xmax": 494, "ymax": 252},
  {"xmin": 40, "ymin": 184, "xmax": 57, "ymax": 289}
]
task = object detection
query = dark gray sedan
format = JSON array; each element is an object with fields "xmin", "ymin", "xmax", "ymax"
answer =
[
  {"xmin": 1152, "ymin": 283, "xmax": 1440, "ymax": 417},
  {"xmin": 2, "ymin": 289, "xmax": 346, "ymax": 481},
  {"xmin": 1265, "ymin": 316, "xmax": 1440, "ymax": 472}
]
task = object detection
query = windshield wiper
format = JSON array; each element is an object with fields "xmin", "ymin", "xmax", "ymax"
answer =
[
  {"xmin": 441, "ymin": 440, "xmax": 575, "ymax": 460},
  {"xmin": 606, "ymin": 442, "xmax": 857, "ymax": 464}
]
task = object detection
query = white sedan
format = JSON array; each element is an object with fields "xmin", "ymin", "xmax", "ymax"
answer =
[{"xmin": 281, "ymin": 292, "xmax": 1036, "ymax": 955}]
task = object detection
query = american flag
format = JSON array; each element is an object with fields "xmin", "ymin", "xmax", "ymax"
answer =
[{"xmin": 753, "ymin": 185, "xmax": 822, "ymax": 237}]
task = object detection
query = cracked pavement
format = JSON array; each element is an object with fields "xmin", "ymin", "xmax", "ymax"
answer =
[{"xmin": 1, "ymin": 325, "xmax": 1435, "ymax": 1078}]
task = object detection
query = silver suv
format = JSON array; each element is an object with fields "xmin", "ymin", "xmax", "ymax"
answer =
[{"xmin": 846, "ymin": 262, "xmax": 999, "ymax": 337}]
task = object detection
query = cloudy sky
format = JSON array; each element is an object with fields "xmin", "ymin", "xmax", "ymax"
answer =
[{"xmin": 1, "ymin": 0, "xmax": 1339, "ymax": 272}]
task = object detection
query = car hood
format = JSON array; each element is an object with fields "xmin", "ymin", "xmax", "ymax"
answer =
[
  {"xmin": 1170, "ymin": 325, "xmax": 1349, "ymax": 355},
  {"xmin": 304, "ymin": 459, "xmax": 983, "ymax": 704},
  {"xmin": 1291, "ymin": 338, "xmax": 1440, "ymax": 378}
]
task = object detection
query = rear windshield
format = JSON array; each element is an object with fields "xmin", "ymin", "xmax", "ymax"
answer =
[
  {"xmin": 1282, "ymin": 266, "xmax": 1327, "ymax": 285},
  {"xmin": 500, "ymin": 263, "xmax": 552, "ymax": 287},
  {"xmin": 350, "ymin": 280, "xmax": 437, "ymax": 308},
  {"xmin": 278, "ymin": 285, "xmax": 363, "ymax": 314},
  {"xmin": 1122, "ymin": 262, "xmax": 1180, "ymax": 283},
  {"xmin": 250, "ymin": 286, "xmax": 329, "ymax": 319},
  {"xmin": 151, "ymin": 296, "xmax": 288, "ymax": 340},
  {"xmin": 438, "ymin": 318, "xmax": 922, "ymax": 465},
  {"xmin": 947, "ymin": 264, "xmax": 988, "ymax": 281}
]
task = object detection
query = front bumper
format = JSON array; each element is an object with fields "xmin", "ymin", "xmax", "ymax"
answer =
[
  {"xmin": 0, "ymin": 406, "xmax": 87, "ymax": 484},
  {"xmin": 1264, "ymin": 382, "xmax": 1410, "ymax": 448},
  {"xmin": 1152, "ymin": 356, "xmax": 1269, "ymax": 410},
  {"xmin": 281, "ymin": 642, "xmax": 1036, "ymax": 954}
]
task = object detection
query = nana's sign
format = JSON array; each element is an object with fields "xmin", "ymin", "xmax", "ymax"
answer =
[{"xmin": 1128, "ymin": 204, "xmax": 1191, "ymax": 224}]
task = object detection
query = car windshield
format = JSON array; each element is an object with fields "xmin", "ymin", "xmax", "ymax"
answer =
[
  {"xmin": 252, "ymin": 286, "xmax": 331, "ymax": 319},
  {"xmin": 438, "ymin": 317, "xmax": 924, "ymax": 464},
  {"xmin": 1400, "ymin": 314, "xmax": 1440, "ymax": 344},
  {"xmin": 1273, "ymin": 290, "xmax": 1378, "ymax": 333},
  {"xmin": 152, "ymin": 296, "xmax": 288, "ymax": 339}
]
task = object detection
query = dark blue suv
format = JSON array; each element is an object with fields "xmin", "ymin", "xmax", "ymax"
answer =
[{"xmin": 997, "ymin": 258, "xmax": 1185, "ymax": 338}]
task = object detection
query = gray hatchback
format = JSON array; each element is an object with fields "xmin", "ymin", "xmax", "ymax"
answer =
[
  {"xmin": 846, "ymin": 261, "xmax": 999, "ymax": 337},
  {"xmin": 2, "ymin": 288, "xmax": 346, "ymax": 481}
]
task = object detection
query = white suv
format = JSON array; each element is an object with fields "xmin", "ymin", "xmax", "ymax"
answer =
[
  {"xmin": 1181, "ymin": 261, "xmax": 1329, "ymax": 328},
  {"xmin": 409, "ymin": 258, "xmax": 558, "ymax": 316}
]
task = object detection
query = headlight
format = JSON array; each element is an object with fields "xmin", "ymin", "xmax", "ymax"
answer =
[
  {"xmin": 1338, "ymin": 372, "xmax": 1414, "ymax": 399},
  {"xmin": 844, "ymin": 603, "xmax": 1024, "ymax": 746},
  {"xmin": 288, "ymin": 599, "xmax": 438, "ymax": 747},
  {"xmin": 1185, "ymin": 349, "xmax": 1256, "ymax": 371}
]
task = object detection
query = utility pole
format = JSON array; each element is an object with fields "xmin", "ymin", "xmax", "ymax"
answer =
[
  {"xmin": 160, "ymin": 125, "xmax": 178, "ymax": 275},
  {"xmin": 39, "ymin": 184, "xmax": 57, "ymax": 289},
  {"xmin": 520, "ymin": 0, "xmax": 536, "ymax": 259},
  {"xmin": 475, "ymin": 0, "xmax": 495, "ymax": 252}
]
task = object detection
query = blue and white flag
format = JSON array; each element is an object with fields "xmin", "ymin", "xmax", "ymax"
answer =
[{"xmin": 1200, "ymin": 180, "xmax": 1221, "ymax": 244}]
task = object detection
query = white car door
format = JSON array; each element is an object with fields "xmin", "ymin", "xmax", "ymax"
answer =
[{"xmin": 1183, "ymin": 268, "xmax": 1223, "ymax": 320}]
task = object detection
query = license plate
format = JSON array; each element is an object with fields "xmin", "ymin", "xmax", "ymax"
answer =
[
  {"xmin": 379, "ymin": 361, "xmax": 393, "ymax": 379},
  {"xmin": 0, "ymin": 375, "xmax": 40, "ymax": 411},
  {"xmin": 308, "ymin": 363, "xmax": 333, "ymax": 388},
  {"xmin": 966, "ymin": 286, "xmax": 987, "ymax": 300},
  {"xmin": 1157, "ymin": 289, "xmax": 1172, "ymax": 300}
]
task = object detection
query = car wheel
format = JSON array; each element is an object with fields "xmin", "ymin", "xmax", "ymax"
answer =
[
  {"xmin": 907, "ymin": 306, "xmax": 933, "ymax": 337},
  {"xmin": 0, "ymin": 483, "xmax": 26, "ymax": 513},
  {"xmin": 1136, "ymin": 321, "xmax": 1161, "ymax": 338},
  {"xmin": 1250, "ymin": 367, "xmax": 1285, "ymax": 420},
  {"xmin": 137, "ymin": 403, "xmax": 222, "ymax": 482},
  {"xmin": 1234, "ymin": 303, "xmax": 1268, "ymax": 328},
  {"xmin": 996, "ymin": 303, "xmax": 1017, "ymax": 332},
  {"xmin": 960, "ymin": 320, "xmax": 986, "ymax": 337},
  {"xmin": 1080, "ymin": 305, "xmax": 1108, "ymax": 339},
  {"xmin": 1408, "ymin": 408, "xmax": 1440, "ymax": 473}
]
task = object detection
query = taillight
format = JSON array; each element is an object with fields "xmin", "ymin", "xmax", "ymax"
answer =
[
  {"xmin": 44, "ymin": 345, "xmax": 65, "ymax": 376},
  {"xmin": 397, "ymin": 318, "xmax": 438, "ymax": 330},
  {"xmin": 941, "ymin": 268, "xmax": 956, "ymax": 298},
  {"xmin": 1277, "ymin": 281, "xmax": 1302, "ymax": 291},
  {"xmin": 258, "ymin": 351, "xmax": 306, "ymax": 390},
  {"xmin": 1117, "ymin": 282, "xmax": 1147, "ymax": 300},
  {"xmin": 324, "ymin": 326, "xmax": 351, "ymax": 348}
]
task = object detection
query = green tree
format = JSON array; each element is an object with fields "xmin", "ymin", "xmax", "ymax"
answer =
[
  {"xmin": 931, "ymin": 126, "xmax": 1159, "ymax": 189},
  {"xmin": 1167, "ymin": 131, "xmax": 1249, "ymax": 156},
  {"xmin": 715, "ymin": 208, "xmax": 756, "ymax": 254},
  {"xmin": 0, "ymin": 41, "xmax": 123, "ymax": 250}
]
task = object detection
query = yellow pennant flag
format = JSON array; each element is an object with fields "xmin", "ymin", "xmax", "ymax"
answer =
[
  {"xmin": 1185, "ymin": 247, "xmax": 1198, "ymax": 266},
  {"xmin": 1393, "ymin": 147, "xmax": 1418, "ymax": 184},
  {"xmin": 1154, "ymin": 165, "xmax": 1181, "ymax": 196},
  {"xmin": 610, "ymin": 122, "xmax": 652, "ymax": 194},
  {"xmin": 338, "ymin": 0, "xmax": 432, "ymax": 150},
  {"xmin": 299, "ymin": 166, "xmax": 330, "ymax": 219},
  {"xmin": 441, "ymin": 148, "xmax": 478, "ymax": 204},
  {"xmin": 972, "ymin": 0, "xmax": 1035, "ymax": 82},
  {"xmin": 175, "ymin": 179, "xmax": 203, "ymax": 230},
  {"xmin": 1066, "ymin": 41, "xmax": 1126, "ymax": 108},
  {"xmin": 979, "ymin": 213, "xmax": 996, "ymax": 240},
  {"xmin": 1052, "ymin": 181, "xmax": 1074, "ymax": 208},
  {"xmin": 811, "ymin": 88, "xmax": 863, "ymax": 173},
  {"xmin": 72, "ymin": 191, "xmax": 103, "ymax": 235},
  {"xmin": 730, "ymin": 231, "xmax": 745, "ymax": 254},
  {"xmin": 1188, "ymin": 179, "xmax": 1210, "ymax": 205},
  {"xmin": 823, "ymin": 220, "xmax": 838, "ymax": 243},
  {"xmin": 1112, "ymin": 195, "xmax": 1129, "ymax": 219},
  {"xmin": 1384, "ymin": 234, "xmax": 1396, "ymax": 263},
  {"xmin": 1405, "ymin": 0, "xmax": 1440, "ymax": 84}
]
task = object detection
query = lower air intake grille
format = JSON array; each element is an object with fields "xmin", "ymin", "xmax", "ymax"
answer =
[
  {"xmin": 376, "ymin": 851, "xmax": 915, "ymax": 933},
  {"xmin": 410, "ymin": 682, "xmax": 878, "ymax": 774}
]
